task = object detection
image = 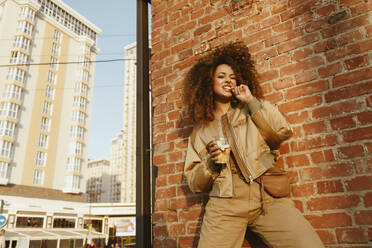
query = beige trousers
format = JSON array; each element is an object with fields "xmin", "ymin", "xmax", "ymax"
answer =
[{"xmin": 198, "ymin": 174, "xmax": 324, "ymax": 248}]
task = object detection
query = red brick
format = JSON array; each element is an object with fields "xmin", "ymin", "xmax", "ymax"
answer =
[
  {"xmin": 291, "ymin": 134, "xmax": 338, "ymax": 152},
  {"xmin": 279, "ymin": 95, "xmax": 322, "ymax": 113},
  {"xmin": 354, "ymin": 157, "xmax": 372, "ymax": 175},
  {"xmin": 270, "ymin": 55, "xmax": 291, "ymax": 69},
  {"xmin": 314, "ymin": 38, "xmax": 338, "ymax": 53},
  {"xmin": 312, "ymin": 99, "xmax": 362, "ymax": 119},
  {"xmin": 169, "ymin": 196, "xmax": 203, "ymax": 210},
  {"xmin": 358, "ymin": 111, "xmax": 372, "ymax": 125},
  {"xmin": 317, "ymin": 230, "xmax": 336, "ymax": 245},
  {"xmin": 292, "ymin": 48, "xmax": 313, "ymax": 61},
  {"xmin": 366, "ymin": 25, "xmax": 372, "ymax": 37},
  {"xmin": 310, "ymin": 149, "xmax": 335, "ymax": 164},
  {"xmin": 278, "ymin": 33, "xmax": 320, "ymax": 54},
  {"xmin": 330, "ymin": 116, "xmax": 356, "ymax": 130},
  {"xmin": 157, "ymin": 164, "xmax": 175, "ymax": 175},
  {"xmin": 347, "ymin": 38, "xmax": 372, "ymax": 56},
  {"xmin": 287, "ymin": 111, "xmax": 310, "ymax": 124},
  {"xmin": 280, "ymin": 1, "xmax": 314, "ymax": 21},
  {"xmin": 317, "ymin": 180, "xmax": 344, "ymax": 194},
  {"xmin": 292, "ymin": 182, "xmax": 315, "ymax": 197},
  {"xmin": 293, "ymin": 12, "xmax": 313, "ymax": 28},
  {"xmin": 155, "ymin": 199, "xmax": 168, "ymax": 211},
  {"xmin": 307, "ymin": 195, "xmax": 360, "ymax": 211},
  {"xmin": 321, "ymin": 14, "xmax": 369, "ymax": 38},
  {"xmin": 285, "ymin": 80, "xmax": 329, "ymax": 100},
  {"xmin": 303, "ymin": 121, "xmax": 327, "ymax": 135},
  {"xmin": 271, "ymin": 1, "xmax": 290, "ymax": 15},
  {"xmin": 259, "ymin": 70, "xmax": 279, "ymax": 82},
  {"xmin": 154, "ymin": 154, "xmax": 167, "ymax": 166},
  {"xmin": 272, "ymin": 21, "xmax": 293, "ymax": 33},
  {"xmin": 318, "ymin": 63, "xmax": 343, "ymax": 78},
  {"xmin": 355, "ymin": 210, "xmax": 372, "ymax": 225},
  {"xmin": 336, "ymin": 228, "xmax": 368, "ymax": 244},
  {"xmin": 187, "ymin": 221, "xmax": 201, "ymax": 234},
  {"xmin": 295, "ymin": 71, "xmax": 317, "ymax": 84},
  {"xmin": 169, "ymin": 173, "xmax": 183, "ymax": 185},
  {"xmin": 179, "ymin": 236, "xmax": 196, "ymax": 247},
  {"xmin": 265, "ymin": 29, "xmax": 303, "ymax": 47},
  {"xmin": 326, "ymin": 81, "xmax": 372, "ymax": 103},
  {"xmin": 346, "ymin": 176, "xmax": 372, "ymax": 191},
  {"xmin": 338, "ymin": 145, "xmax": 364, "ymax": 159},
  {"xmin": 300, "ymin": 162, "xmax": 353, "ymax": 181},
  {"xmin": 155, "ymin": 186, "xmax": 177, "ymax": 199},
  {"xmin": 337, "ymin": 30, "xmax": 364, "ymax": 47},
  {"xmin": 351, "ymin": 1, "xmax": 372, "ymax": 15},
  {"xmin": 344, "ymin": 55, "xmax": 371, "ymax": 70},
  {"xmin": 280, "ymin": 56, "xmax": 324, "ymax": 77},
  {"xmin": 365, "ymin": 192, "xmax": 372, "ymax": 207},
  {"xmin": 264, "ymin": 91, "xmax": 283, "ymax": 103},
  {"xmin": 156, "ymin": 176, "xmax": 167, "ymax": 187},
  {"xmin": 179, "ymin": 208, "xmax": 203, "ymax": 222},
  {"xmin": 367, "ymin": 95, "xmax": 372, "ymax": 107},
  {"xmin": 305, "ymin": 213, "xmax": 352, "ymax": 228},
  {"xmin": 342, "ymin": 126, "xmax": 372, "ymax": 143},
  {"xmin": 340, "ymin": 0, "xmax": 365, "ymax": 7},
  {"xmin": 169, "ymin": 223, "xmax": 185, "ymax": 236},
  {"xmin": 153, "ymin": 224, "xmax": 168, "ymax": 236},
  {"xmin": 286, "ymin": 154, "xmax": 310, "ymax": 168},
  {"xmin": 316, "ymin": 4, "xmax": 337, "ymax": 17},
  {"xmin": 194, "ymin": 24, "xmax": 212, "ymax": 36},
  {"xmin": 333, "ymin": 67, "xmax": 372, "ymax": 87}
]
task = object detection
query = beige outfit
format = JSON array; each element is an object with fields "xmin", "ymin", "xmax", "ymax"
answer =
[{"xmin": 184, "ymin": 99, "xmax": 324, "ymax": 248}]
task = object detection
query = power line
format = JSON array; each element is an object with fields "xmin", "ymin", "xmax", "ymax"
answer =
[{"xmin": 0, "ymin": 58, "xmax": 136, "ymax": 68}]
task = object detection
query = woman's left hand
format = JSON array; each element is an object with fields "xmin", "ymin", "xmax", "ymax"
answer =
[{"xmin": 232, "ymin": 84, "xmax": 253, "ymax": 103}]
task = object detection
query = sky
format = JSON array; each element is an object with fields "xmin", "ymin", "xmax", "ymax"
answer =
[{"xmin": 61, "ymin": 0, "xmax": 138, "ymax": 160}]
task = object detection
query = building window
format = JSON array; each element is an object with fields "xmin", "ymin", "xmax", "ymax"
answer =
[
  {"xmin": 32, "ymin": 169, "xmax": 44, "ymax": 185},
  {"xmin": 0, "ymin": 162, "xmax": 8, "ymax": 179},
  {"xmin": 47, "ymin": 71, "xmax": 57, "ymax": 85},
  {"xmin": 67, "ymin": 157, "xmax": 82, "ymax": 172},
  {"xmin": 35, "ymin": 151, "xmax": 47, "ymax": 167},
  {"xmin": 45, "ymin": 85, "xmax": 55, "ymax": 100},
  {"xmin": 42, "ymin": 101, "xmax": 53, "ymax": 115},
  {"xmin": 10, "ymin": 51, "xmax": 28, "ymax": 65},
  {"xmin": 16, "ymin": 216, "xmax": 44, "ymax": 228},
  {"xmin": 83, "ymin": 219, "xmax": 102, "ymax": 233},
  {"xmin": 70, "ymin": 125, "xmax": 84, "ymax": 139},
  {"xmin": 53, "ymin": 30, "xmax": 62, "ymax": 43},
  {"xmin": 74, "ymin": 82, "xmax": 88, "ymax": 96},
  {"xmin": 51, "ymin": 43, "xmax": 60, "ymax": 56},
  {"xmin": 78, "ymin": 70, "xmax": 89, "ymax": 82},
  {"xmin": 71, "ymin": 110, "xmax": 86, "ymax": 124},
  {"xmin": 0, "ymin": 121, "xmax": 16, "ymax": 138},
  {"xmin": 53, "ymin": 218, "xmax": 76, "ymax": 228},
  {"xmin": 19, "ymin": 7, "xmax": 35, "ymax": 21},
  {"xmin": 69, "ymin": 142, "xmax": 83, "ymax": 155},
  {"xmin": 0, "ymin": 140, "xmax": 12, "ymax": 158},
  {"xmin": 7, "ymin": 67, "xmax": 25, "ymax": 83},
  {"xmin": 16, "ymin": 21, "xmax": 33, "ymax": 36},
  {"xmin": 40, "ymin": 117, "xmax": 51, "ymax": 132},
  {"xmin": 50, "ymin": 57, "xmax": 58, "ymax": 70},
  {"xmin": 14, "ymin": 36, "xmax": 31, "ymax": 50},
  {"xmin": 0, "ymin": 102, "xmax": 19, "ymax": 119},
  {"xmin": 38, "ymin": 134, "xmax": 49, "ymax": 148},
  {"xmin": 3, "ymin": 84, "xmax": 22, "ymax": 100},
  {"xmin": 73, "ymin": 97, "xmax": 87, "ymax": 110},
  {"xmin": 65, "ymin": 175, "xmax": 80, "ymax": 189}
]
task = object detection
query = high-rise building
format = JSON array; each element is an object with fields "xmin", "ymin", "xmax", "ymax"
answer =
[
  {"xmin": 85, "ymin": 159, "xmax": 111, "ymax": 203},
  {"xmin": 121, "ymin": 42, "xmax": 137, "ymax": 203},
  {"xmin": 110, "ymin": 131, "xmax": 124, "ymax": 202},
  {"xmin": 0, "ymin": 0, "xmax": 101, "ymax": 194}
]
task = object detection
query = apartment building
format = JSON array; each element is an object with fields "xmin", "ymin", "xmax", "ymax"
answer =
[{"xmin": 0, "ymin": 0, "xmax": 101, "ymax": 194}]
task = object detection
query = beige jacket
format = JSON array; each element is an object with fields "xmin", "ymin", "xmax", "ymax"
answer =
[{"xmin": 184, "ymin": 98, "xmax": 293, "ymax": 197}]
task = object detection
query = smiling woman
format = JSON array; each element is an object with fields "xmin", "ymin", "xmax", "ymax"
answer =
[{"xmin": 183, "ymin": 42, "xmax": 325, "ymax": 248}]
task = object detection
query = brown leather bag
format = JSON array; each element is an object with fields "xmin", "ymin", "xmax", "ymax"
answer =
[{"xmin": 255, "ymin": 166, "xmax": 290, "ymax": 198}]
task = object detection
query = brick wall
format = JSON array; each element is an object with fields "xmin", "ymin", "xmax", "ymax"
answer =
[{"xmin": 150, "ymin": 0, "xmax": 372, "ymax": 247}]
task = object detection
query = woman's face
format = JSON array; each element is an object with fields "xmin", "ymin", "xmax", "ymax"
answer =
[{"xmin": 213, "ymin": 64, "xmax": 237, "ymax": 101}]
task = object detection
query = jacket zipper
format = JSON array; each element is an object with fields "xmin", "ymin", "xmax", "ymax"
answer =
[{"xmin": 224, "ymin": 114, "xmax": 255, "ymax": 184}]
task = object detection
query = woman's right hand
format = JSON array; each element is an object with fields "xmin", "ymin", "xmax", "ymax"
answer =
[{"xmin": 206, "ymin": 141, "xmax": 221, "ymax": 163}]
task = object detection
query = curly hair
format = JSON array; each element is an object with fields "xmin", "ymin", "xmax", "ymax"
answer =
[{"xmin": 183, "ymin": 41, "xmax": 263, "ymax": 123}]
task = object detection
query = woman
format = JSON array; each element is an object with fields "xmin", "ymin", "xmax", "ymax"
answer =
[{"xmin": 183, "ymin": 42, "xmax": 324, "ymax": 248}]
